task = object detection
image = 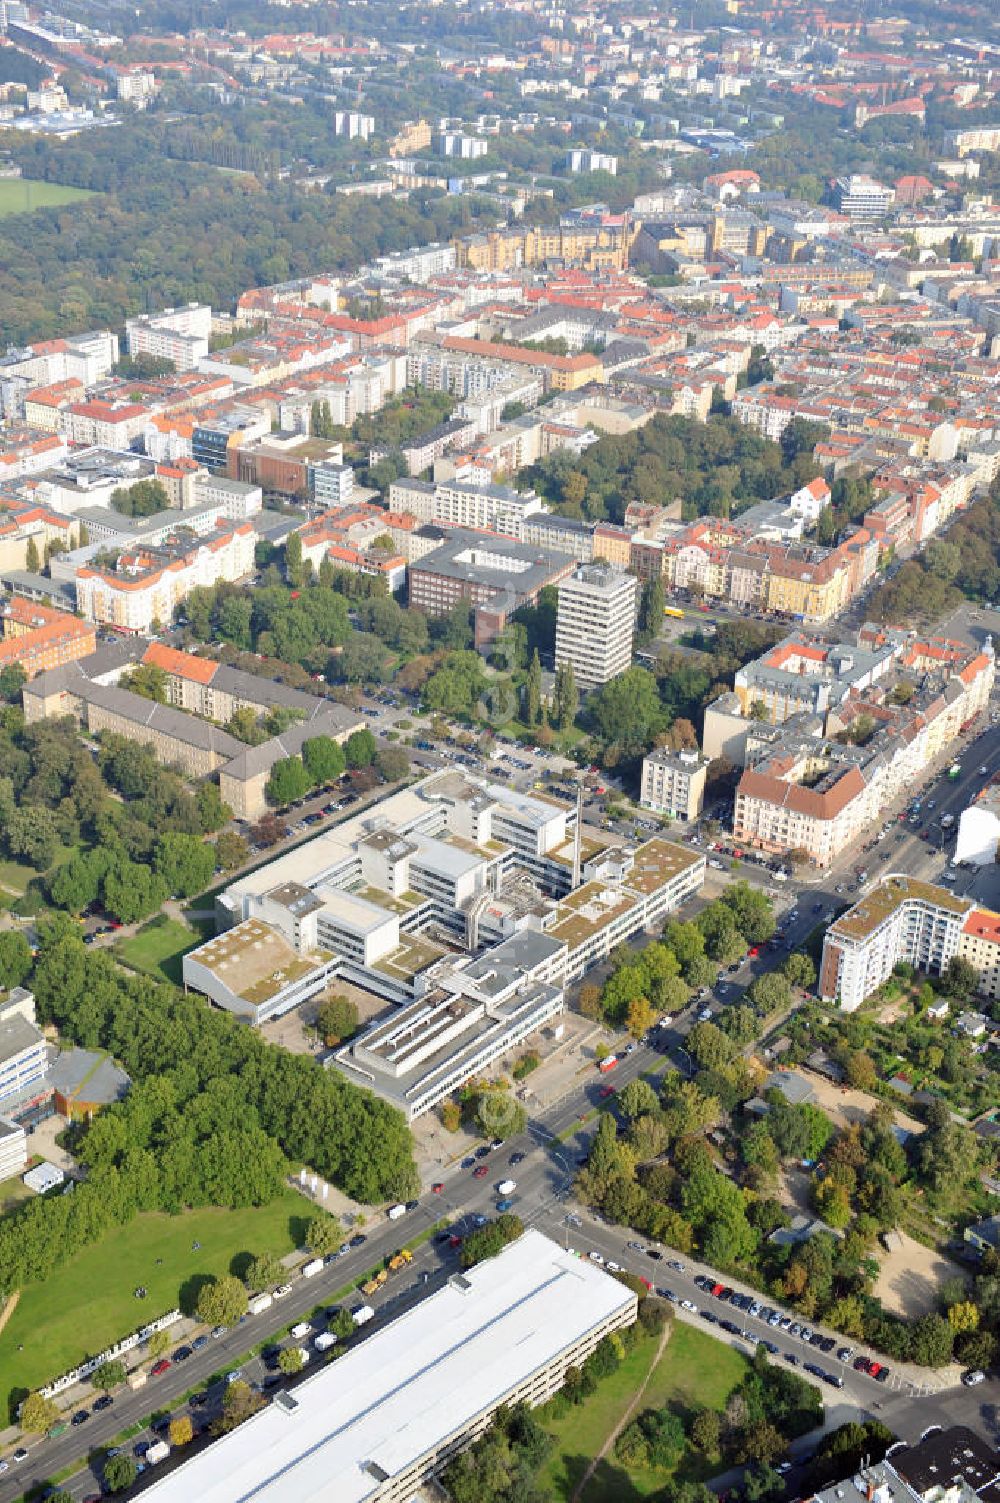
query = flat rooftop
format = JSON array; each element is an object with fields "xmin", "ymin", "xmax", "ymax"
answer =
[
  {"xmin": 547, "ymin": 881, "xmax": 636, "ymax": 951},
  {"xmin": 186, "ymin": 919, "xmax": 329, "ymax": 1006},
  {"xmin": 627, "ymin": 837, "xmax": 703, "ymax": 895},
  {"xmin": 134, "ymin": 1230, "xmax": 635, "ymax": 1503},
  {"xmin": 371, "ymin": 932, "xmax": 450, "ymax": 983},
  {"xmin": 829, "ymin": 874, "xmax": 971, "ymax": 943},
  {"xmin": 548, "ymin": 830, "xmax": 610, "ymax": 868}
]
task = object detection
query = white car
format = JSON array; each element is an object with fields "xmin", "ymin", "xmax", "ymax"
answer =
[
  {"xmin": 589, "ymin": 1251, "xmax": 605, "ymax": 1265},
  {"xmin": 273, "ymin": 1283, "xmax": 292, "ymax": 1299},
  {"xmin": 962, "ymin": 1369, "xmax": 986, "ymax": 1386},
  {"xmin": 680, "ymin": 1299, "xmax": 697, "ymax": 1312},
  {"xmin": 607, "ymin": 1260, "xmax": 622, "ymax": 1273}
]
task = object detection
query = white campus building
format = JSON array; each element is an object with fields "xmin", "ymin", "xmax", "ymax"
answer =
[{"xmin": 132, "ymin": 1230, "xmax": 637, "ymax": 1503}]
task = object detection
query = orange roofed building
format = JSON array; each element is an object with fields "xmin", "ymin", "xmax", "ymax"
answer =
[{"xmin": 0, "ymin": 598, "xmax": 96, "ymax": 680}]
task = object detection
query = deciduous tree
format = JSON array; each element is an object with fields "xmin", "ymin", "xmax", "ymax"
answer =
[{"xmin": 196, "ymin": 1274, "xmax": 247, "ymax": 1328}]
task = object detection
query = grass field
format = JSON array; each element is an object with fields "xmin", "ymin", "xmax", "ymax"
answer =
[
  {"xmin": 0, "ymin": 857, "xmax": 36, "ymax": 899},
  {"xmin": 0, "ymin": 1189, "xmax": 313, "ymax": 1419},
  {"xmin": 116, "ymin": 915, "xmax": 213, "ymax": 985},
  {"xmin": 0, "ymin": 178, "xmax": 95, "ymax": 218},
  {"xmin": 538, "ymin": 1323, "xmax": 748, "ymax": 1503}
]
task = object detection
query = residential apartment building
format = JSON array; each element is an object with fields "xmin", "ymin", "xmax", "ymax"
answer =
[
  {"xmin": 0, "ymin": 597, "xmax": 96, "ymax": 679},
  {"xmin": 125, "ymin": 305, "xmax": 212, "ymax": 371},
  {"xmin": 640, "ymin": 747, "xmax": 707, "ymax": 822},
  {"xmin": 565, "ymin": 148, "xmax": 618, "ymax": 175},
  {"xmin": 23, "ymin": 655, "xmax": 363, "ymax": 820},
  {"xmin": 732, "ymin": 635, "xmax": 995, "ymax": 867},
  {"xmin": 74, "ymin": 523, "xmax": 255, "ymax": 634},
  {"xmin": 333, "ymin": 111, "xmax": 374, "ymax": 140},
  {"xmin": 554, "ymin": 562, "xmax": 637, "ymax": 688},
  {"xmin": 819, "ymin": 875, "xmax": 1000, "ymax": 1012}
]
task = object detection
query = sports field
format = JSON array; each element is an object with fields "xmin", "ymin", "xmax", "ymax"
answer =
[
  {"xmin": 0, "ymin": 1190, "xmax": 313, "ymax": 1421},
  {"xmin": 0, "ymin": 178, "xmax": 95, "ymax": 218}
]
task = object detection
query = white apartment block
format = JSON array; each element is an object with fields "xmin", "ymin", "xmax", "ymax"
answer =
[
  {"xmin": 5, "ymin": 329, "xmax": 119, "ymax": 388},
  {"xmin": 438, "ymin": 132, "xmax": 488, "ymax": 158},
  {"xmin": 431, "ymin": 480, "xmax": 544, "ymax": 536},
  {"xmin": 640, "ymin": 747, "xmax": 707, "ymax": 822},
  {"xmin": 555, "ymin": 562, "xmax": 637, "ymax": 688},
  {"xmin": 74, "ymin": 524, "xmax": 255, "ymax": 634},
  {"xmin": 0, "ymin": 1116, "xmax": 27, "ymax": 1180},
  {"xmin": 820, "ymin": 875, "xmax": 1000, "ymax": 1012},
  {"xmin": 565, "ymin": 149, "xmax": 618, "ymax": 175},
  {"xmin": 374, "ymin": 243, "xmax": 457, "ymax": 281},
  {"xmin": 333, "ymin": 111, "xmax": 375, "ymax": 140},
  {"xmin": 125, "ymin": 305, "xmax": 212, "ymax": 371}
]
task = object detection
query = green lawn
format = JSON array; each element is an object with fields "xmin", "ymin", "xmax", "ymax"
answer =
[
  {"xmin": 115, "ymin": 915, "xmax": 213, "ymax": 984},
  {"xmin": 0, "ymin": 178, "xmax": 95, "ymax": 218},
  {"xmin": 0, "ymin": 857, "xmax": 37, "ymax": 899},
  {"xmin": 0, "ymin": 1190, "xmax": 313, "ymax": 1420},
  {"xmin": 538, "ymin": 1323, "xmax": 748, "ymax": 1503}
]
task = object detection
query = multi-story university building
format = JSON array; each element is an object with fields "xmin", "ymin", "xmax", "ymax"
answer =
[
  {"xmin": 187, "ymin": 770, "xmax": 705, "ymax": 1116},
  {"xmin": 135, "ymin": 1230, "xmax": 636, "ymax": 1503}
]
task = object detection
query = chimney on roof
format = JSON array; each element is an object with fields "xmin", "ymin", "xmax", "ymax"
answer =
[{"xmin": 571, "ymin": 780, "xmax": 583, "ymax": 893}]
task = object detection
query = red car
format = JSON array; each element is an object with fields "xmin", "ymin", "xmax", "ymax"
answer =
[
  {"xmin": 868, "ymin": 1361, "xmax": 882, "ymax": 1378},
  {"xmin": 431, "ymin": 1182, "xmax": 444, "ymax": 1194},
  {"xmin": 747, "ymin": 945, "xmax": 760, "ymax": 958},
  {"xmin": 473, "ymin": 1165, "xmax": 488, "ymax": 1178},
  {"xmin": 150, "ymin": 1359, "xmax": 171, "ymax": 1376},
  {"xmin": 448, "ymin": 1234, "xmax": 462, "ymax": 1248},
  {"xmin": 599, "ymin": 1085, "xmax": 616, "ymax": 1099}
]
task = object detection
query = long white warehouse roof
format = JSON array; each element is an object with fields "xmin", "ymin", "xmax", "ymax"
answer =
[{"xmin": 135, "ymin": 1230, "xmax": 634, "ymax": 1503}]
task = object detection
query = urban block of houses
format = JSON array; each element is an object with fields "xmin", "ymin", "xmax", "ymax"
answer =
[
  {"xmin": 22, "ymin": 646, "xmax": 365, "ymax": 820},
  {"xmin": 700, "ymin": 627, "xmax": 994, "ymax": 868}
]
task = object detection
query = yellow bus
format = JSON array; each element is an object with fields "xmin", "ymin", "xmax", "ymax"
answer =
[{"xmin": 663, "ymin": 605, "xmax": 685, "ymax": 619}]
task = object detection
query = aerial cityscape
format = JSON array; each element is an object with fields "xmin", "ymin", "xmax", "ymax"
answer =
[{"xmin": 2, "ymin": 0, "xmax": 1000, "ymax": 1499}]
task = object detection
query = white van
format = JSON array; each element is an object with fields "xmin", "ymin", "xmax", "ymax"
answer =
[{"xmin": 387, "ymin": 1203, "xmax": 407, "ymax": 1221}]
